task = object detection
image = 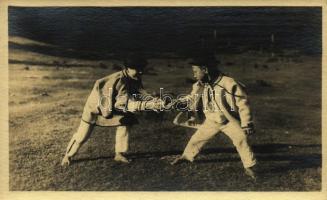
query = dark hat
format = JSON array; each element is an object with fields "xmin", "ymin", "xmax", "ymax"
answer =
[
  {"xmin": 189, "ymin": 53, "xmax": 220, "ymax": 76},
  {"xmin": 189, "ymin": 53, "xmax": 218, "ymax": 68},
  {"xmin": 123, "ymin": 53, "xmax": 148, "ymax": 70}
]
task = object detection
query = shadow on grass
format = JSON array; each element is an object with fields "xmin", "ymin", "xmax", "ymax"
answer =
[
  {"xmin": 196, "ymin": 154, "xmax": 321, "ymax": 173},
  {"xmin": 73, "ymin": 143, "xmax": 321, "ymax": 172},
  {"xmin": 261, "ymin": 154, "xmax": 321, "ymax": 173}
]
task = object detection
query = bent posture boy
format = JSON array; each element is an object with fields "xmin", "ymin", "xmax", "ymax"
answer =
[
  {"xmin": 172, "ymin": 55, "xmax": 257, "ymax": 179},
  {"xmin": 61, "ymin": 55, "xmax": 163, "ymax": 166}
]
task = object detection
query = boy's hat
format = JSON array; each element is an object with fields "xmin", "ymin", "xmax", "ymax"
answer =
[
  {"xmin": 189, "ymin": 53, "xmax": 218, "ymax": 68},
  {"xmin": 123, "ymin": 53, "xmax": 148, "ymax": 70},
  {"xmin": 189, "ymin": 52, "xmax": 221, "ymax": 76}
]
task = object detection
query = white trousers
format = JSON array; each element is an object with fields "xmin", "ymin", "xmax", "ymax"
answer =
[
  {"xmin": 182, "ymin": 118, "xmax": 256, "ymax": 168},
  {"xmin": 66, "ymin": 120, "xmax": 130, "ymax": 157}
]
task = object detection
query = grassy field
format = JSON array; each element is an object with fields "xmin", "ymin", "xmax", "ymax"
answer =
[{"xmin": 9, "ymin": 45, "xmax": 321, "ymax": 191}]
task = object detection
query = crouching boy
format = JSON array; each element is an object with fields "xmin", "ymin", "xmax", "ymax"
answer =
[{"xmin": 61, "ymin": 54, "xmax": 163, "ymax": 166}]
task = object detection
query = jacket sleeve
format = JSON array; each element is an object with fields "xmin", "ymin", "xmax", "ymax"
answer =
[
  {"xmin": 96, "ymin": 78, "xmax": 116, "ymax": 118},
  {"xmin": 114, "ymin": 79, "xmax": 130, "ymax": 111},
  {"xmin": 113, "ymin": 79, "xmax": 148, "ymax": 112},
  {"xmin": 178, "ymin": 82, "xmax": 202, "ymax": 111},
  {"xmin": 138, "ymin": 82, "xmax": 152, "ymax": 100},
  {"xmin": 231, "ymin": 81, "xmax": 253, "ymax": 127}
]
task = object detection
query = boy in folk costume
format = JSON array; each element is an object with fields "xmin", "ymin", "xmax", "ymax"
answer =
[
  {"xmin": 61, "ymin": 54, "xmax": 164, "ymax": 166},
  {"xmin": 172, "ymin": 55, "xmax": 257, "ymax": 179}
]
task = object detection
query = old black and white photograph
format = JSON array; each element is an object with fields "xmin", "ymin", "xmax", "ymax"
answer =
[{"xmin": 2, "ymin": 1, "xmax": 325, "ymax": 195}]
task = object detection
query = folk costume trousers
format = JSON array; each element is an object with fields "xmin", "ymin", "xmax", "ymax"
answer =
[
  {"xmin": 182, "ymin": 114, "xmax": 256, "ymax": 168},
  {"xmin": 65, "ymin": 120, "xmax": 130, "ymax": 158}
]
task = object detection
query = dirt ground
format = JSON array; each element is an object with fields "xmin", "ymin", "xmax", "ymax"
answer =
[{"xmin": 9, "ymin": 48, "xmax": 321, "ymax": 191}]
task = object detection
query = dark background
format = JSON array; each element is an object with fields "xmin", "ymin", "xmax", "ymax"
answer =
[{"xmin": 9, "ymin": 7, "xmax": 322, "ymax": 58}]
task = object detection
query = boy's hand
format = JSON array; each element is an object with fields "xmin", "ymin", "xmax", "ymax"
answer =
[
  {"xmin": 164, "ymin": 99, "xmax": 179, "ymax": 110},
  {"xmin": 242, "ymin": 123, "xmax": 255, "ymax": 135},
  {"xmin": 143, "ymin": 98, "xmax": 165, "ymax": 111},
  {"xmin": 242, "ymin": 127, "xmax": 254, "ymax": 135},
  {"xmin": 186, "ymin": 116, "xmax": 197, "ymax": 127},
  {"xmin": 126, "ymin": 98, "xmax": 164, "ymax": 112}
]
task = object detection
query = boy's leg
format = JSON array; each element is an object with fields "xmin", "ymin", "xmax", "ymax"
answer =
[
  {"xmin": 114, "ymin": 125, "xmax": 130, "ymax": 163},
  {"xmin": 61, "ymin": 120, "xmax": 95, "ymax": 166},
  {"xmin": 172, "ymin": 120, "xmax": 220, "ymax": 164},
  {"xmin": 221, "ymin": 122, "xmax": 256, "ymax": 178}
]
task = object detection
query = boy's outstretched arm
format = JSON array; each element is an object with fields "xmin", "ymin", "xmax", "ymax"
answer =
[{"xmin": 233, "ymin": 83, "xmax": 255, "ymax": 134}]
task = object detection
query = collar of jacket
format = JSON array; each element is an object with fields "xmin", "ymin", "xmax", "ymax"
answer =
[
  {"xmin": 196, "ymin": 73, "xmax": 223, "ymax": 87},
  {"xmin": 121, "ymin": 69, "xmax": 142, "ymax": 83},
  {"xmin": 122, "ymin": 69, "xmax": 129, "ymax": 79},
  {"xmin": 211, "ymin": 73, "xmax": 223, "ymax": 87}
]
